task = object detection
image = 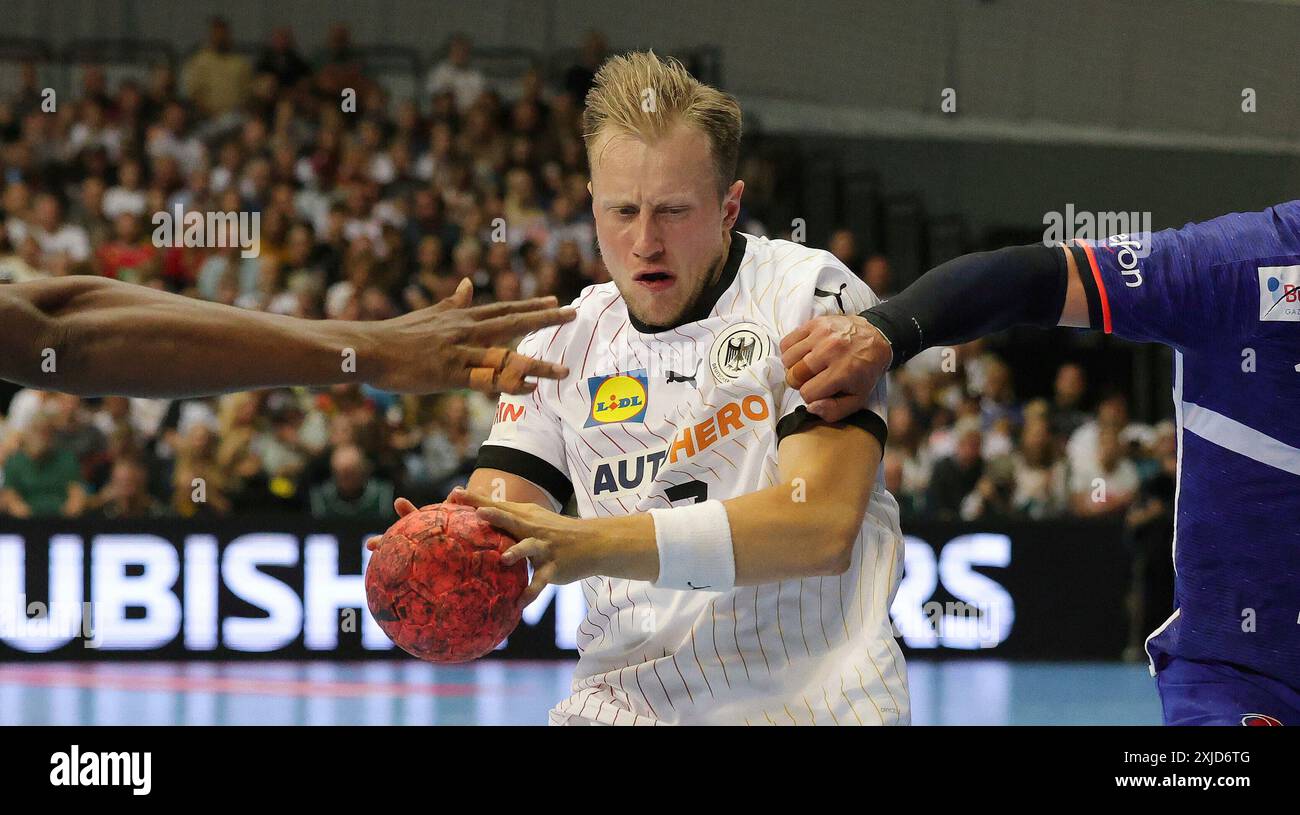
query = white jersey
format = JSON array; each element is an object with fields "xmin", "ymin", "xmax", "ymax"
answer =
[{"xmin": 479, "ymin": 232, "xmax": 909, "ymax": 725}]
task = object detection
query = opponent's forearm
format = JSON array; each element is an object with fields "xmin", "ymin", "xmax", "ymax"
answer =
[
  {"xmin": 861, "ymin": 244, "xmax": 1068, "ymax": 368},
  {"xmin": 19, "ymin": 276, "xmax": 389, "ymax": 397}
]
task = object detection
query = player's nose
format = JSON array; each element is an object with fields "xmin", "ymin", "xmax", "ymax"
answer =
[{"xmin": 631, "ymin": 213, "xmax": 664, "ymax": 259}]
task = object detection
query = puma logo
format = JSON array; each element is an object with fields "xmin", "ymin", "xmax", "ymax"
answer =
[
  {"xmin": 665, "ymin": 362, "xmax": 699, "ymax": 387},
  {"xmin": 813, "ymin": 282, "xmax": 848, "ymax": 314},
  {"xmin": 686, "ymin": 581, "xmax": 712, "ymax": 590}
]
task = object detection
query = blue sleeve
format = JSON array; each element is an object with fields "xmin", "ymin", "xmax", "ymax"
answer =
[{"xmin": 1073, "ymin": 203, "xmax": 1300, "ymax": 350}]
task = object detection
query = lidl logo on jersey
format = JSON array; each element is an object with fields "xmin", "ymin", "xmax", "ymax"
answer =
[
  {"xmin": 588, "ymin": 394, "xmax": 774, "ymax": 502},
  {"xmin": 1259, "ymin": 265, "xmax": 1300, "ymax": 322},
  {"xmin": 585, "ymin": 369, "xmax": 649, "ymax": 427}
]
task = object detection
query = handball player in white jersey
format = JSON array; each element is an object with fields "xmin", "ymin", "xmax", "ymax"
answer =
[{"xmin": 420, "ymin": 51, "xmax": 908, "ymax": 725}]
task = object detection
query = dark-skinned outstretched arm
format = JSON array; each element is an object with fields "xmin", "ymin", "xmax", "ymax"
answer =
[{"xmin": 0, "ymin": 275, "xmax": 573, "ymax": 398}]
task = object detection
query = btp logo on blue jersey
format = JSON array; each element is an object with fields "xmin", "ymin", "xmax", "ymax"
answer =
[
  {"xmin": 586, "ymin": 369, "xmax": 649, "ymax": 427},
  {"xmin": 1259, "ymin": 265, "xmax": 1300, "ymax": 322}
]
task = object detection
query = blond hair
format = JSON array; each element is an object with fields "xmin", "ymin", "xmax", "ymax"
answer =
[{"xmin": 581, "ymin": 50, "xmax": 742, "ymax": 195}]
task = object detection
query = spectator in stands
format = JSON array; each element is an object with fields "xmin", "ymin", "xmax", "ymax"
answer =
[
  {"xmin": 1011, "ymin": 413, "xmax": 1066, "ymax": 519},
  {"xmin": 213, "ymin": 391, "xmax": 269, "ymax": 510},
  {"xmin": 2, "ymin": 181, "xmax": 31, "ymax": 242},
  {"xmin": 9, "ymin": 193, "xmax": 91, "ymax": 266},
  {"xmin": 1122, "ymin": 423, "xmax": 1177, "ymax": 660},
  {"xmin": 1067, "ymin": 392, "xmax": 1130, "ymax": 477},
  {"xmin": 1069, "ymin": 426, "xmax": 1140, "ymax": 518},
  {"xmin": 401, "ymin": 234, "xmax": 449, "ymax": 310},
  {"xmin": 503, "ymin": 167, "xmax": 547, "ymax": 247},
  {"xmin": 89, "ymin": 457, "xmax": 166, "ymax": 519},
  {"xmin": 46, "ymin": 394, "xmax": 105, "ymax": 471},
  {"xmin": 415, "ymin": 120, "xmax": 457, "ymax": 188},
  {"xmin": 962, "ymin": 456, "xmax": 1016, "ymax": 521},
  {"xmin": 22, "ymin": 105, "xmax": 65, "ymax": 177},
  {"xmin": 546, "ymin": 237, "xmax": 589, "ymax": 304},
  {"xmin": 976, "ymin": 355, "xmax": 1020, "ymax": 432},
  {"xmin": 10, "ymin": 61, "xmax": 46, "ymax": 118},
  {"xmin": 79, "ymin": 65, "xmax": 113, "ymax": 111},
  {"xmin": 828, "ymin": 228, "xmax": 859, "ymax": 272},
  {"xmin": 209, "ymin": 138, "xmax": 244, "ymax": 195},
  {"xmin": 103, "ymin": 158, "xmax": 148, "ymax": 219},
  {"xmin": 0, "ymin": 235, "xmax": 44, "ymax": 283},
  {"xmin": 885, "ymin": 403, "xmax": 932, "ymax": 514},
  {"xmin": 459, "ymin": 105, "xmax": 508, "ymax": 179},
  {"xmin": 256, "ymin": 27, "xmax": 312, "ymax": 89},
  {"xmin": 516, "ymin": 65, "xmax": 550, "ymax": 114},
  {"xmin": 143, "ymin": 63, "xmax": 179, "ymax": 121},
  {"xmin": 66, "ymin": 98, "xmax": 123, "ymax": 162},
  {"xmin": 418, "ymin": 392, "xmax": 484, "ymax": 495},
  {"xmin": 1, "ymin": 415, "xmax": 87, "ymax": 518},
  {"xmin": 881, "ymin": 451, "xmax": 916, "ymax": 516},
  {"xmin": 449, "ymin": 236, "xmax": 489, "ymax": 297},
  {"xmin": 316, "ymin": 23, "xmax": 374, "ymax": 100},
  {"xmin": 426, "ymin": 34, "xmax": 487, "ymax": 114},
  {"xmin": 564, "ymin": 30, "xmax": 608, "ymax": 104},
  {"xmin": 492, "ymin": 268, "xmax": 523, "ymax": 303},
  {"xmin": 862, "ymin": 253, "xmax": 894, "ymax": 297},
  {"xmin": 1050, "ymin": 362, "xmax": 1089, "ymax": 441},
  {"xmin": 249, "ymin": 400, "xmax": 313, "ymax": 508},
  {"xmin": 68, "ymin": 177, "xmax": 112, "ymax": 248},
  {"xmin": 96, "ymin": 212, "xmax": 159, "ymax": 283},
  {"xmin": 546, "ymin": 193, "xmax": 594, "ymax": 261},
  {"xmin": 83, "ymin": 422, "xmax": 137, "ymax": 493},
  {"xmin": 90, "ymin": 396, "xmax": 135, "ymax": 440},
  {"xmin": 310, "ymin": 443, "xmax": 394, "ymax": 520},
  {"xmin": 184, "ymin": 17, "xmax": 253, "ymax": 119},
  {"xmin": 926, "ymin": 420, "xmax": 984, "ymax": 520},
  {"xmin": 113, "ymin": 80, "xmax": 148, "ymax": 147},
  {"xmin": 405, "ymin": 187, "xmax": 460, "ymax": 254},
  {"xmin": 171, "ymin": 422, "xmax": 232, "ymax": 517}
]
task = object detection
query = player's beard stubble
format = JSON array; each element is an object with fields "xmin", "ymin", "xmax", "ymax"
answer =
[{"xmin": 606, "ymin": 245, "xmax": 727, "ymax": 331}]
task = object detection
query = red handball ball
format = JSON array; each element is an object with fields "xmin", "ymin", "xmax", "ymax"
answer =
[{"xmin": 365, "ymin": 502, "xmax": 528, "ymax": 663}]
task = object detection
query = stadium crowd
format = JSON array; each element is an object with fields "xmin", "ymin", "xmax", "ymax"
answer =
[{"xmin": 0, "ymin": 18, "xmax": 1175, "ymax": 545}]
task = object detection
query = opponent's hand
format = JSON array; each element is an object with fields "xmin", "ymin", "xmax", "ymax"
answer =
[
  {"xmin": 446, "ymin": 487, "xmax": 597, "ymax": 606},
  {"xmin": 371, "ymin": 278, "xmax": 575, "ymax": 395},
  {"xmin": 778, "ymin": 314, "xmax": 892, "ymax": 423}
]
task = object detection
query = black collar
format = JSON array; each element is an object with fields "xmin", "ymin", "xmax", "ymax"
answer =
[{"xmin": 628, "ymin": 231, "xmax": 747, "ymax": 335}]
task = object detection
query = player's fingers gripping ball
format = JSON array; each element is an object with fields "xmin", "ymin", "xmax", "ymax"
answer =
[{"xmin": 365, "ymin": 502, "xmax": 529, "ymax": 662}]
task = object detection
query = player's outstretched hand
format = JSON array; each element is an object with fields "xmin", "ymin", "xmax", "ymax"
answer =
[
  {"xmin": 779, "ymin": 314, "xmax": 892, "ymax": 423},
  {"xmin": 372, "ymin": 278, "xmax": 575, "ymax": 396},
  {"xmin": 446, "ymin": 487, "xmax": 596, "ymax": 606}
]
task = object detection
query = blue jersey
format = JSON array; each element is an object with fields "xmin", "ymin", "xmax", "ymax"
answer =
[{"xmin": 1075, "ymin": 201, "xmax": 1300, "ymax": 688}]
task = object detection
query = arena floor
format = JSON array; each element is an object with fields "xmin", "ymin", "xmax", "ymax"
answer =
[{"xmin": 0, "ymin": 660, "xmax": 1161, "ymax": 725}]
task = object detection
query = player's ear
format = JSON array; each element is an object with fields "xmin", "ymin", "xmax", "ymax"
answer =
[{"xmin": 722, "ymin": 179, "xmax": 744, "ymax": 229}]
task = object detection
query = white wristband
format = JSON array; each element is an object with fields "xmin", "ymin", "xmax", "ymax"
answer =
[{"xmin": 649, "ymin": 500, "xmax": 735, "ymax": 592}]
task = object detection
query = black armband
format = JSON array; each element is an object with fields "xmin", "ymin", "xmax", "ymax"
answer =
[
  {"xmin": 861, "ymin": 243, "xmax": 1069, "ymax": 369},
  {"xmin": 776, "ymin": 405, "xmax": 888, "ymax": 449},
  {"xmin": 475, "ymin": 445, "xmax": 573, "ymax": 507}
]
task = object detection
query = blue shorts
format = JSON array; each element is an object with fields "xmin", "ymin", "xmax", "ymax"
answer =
[{"xmin": 1156, "ymin": 657, "xmax": 1299, "ymax": 726}]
